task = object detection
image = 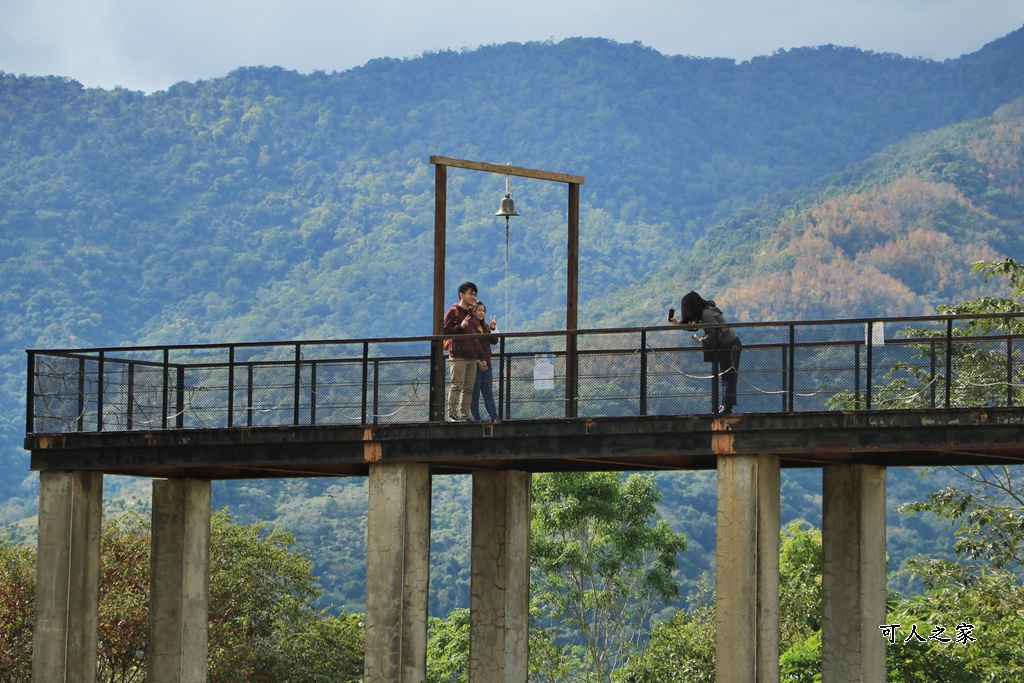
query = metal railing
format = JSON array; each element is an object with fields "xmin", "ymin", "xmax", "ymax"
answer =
[{"xmin": 26, "ymin": 312, "xmax": 1024, "ymax": 435}]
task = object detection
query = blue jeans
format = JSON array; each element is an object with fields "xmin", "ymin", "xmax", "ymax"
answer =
[{"xmin": 471, "ymin": 366, "xmax": 498, "ymax": 420}]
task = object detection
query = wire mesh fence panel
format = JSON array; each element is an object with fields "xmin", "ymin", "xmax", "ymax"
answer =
[
  {"xmin": 576, "ymin": 350, "xmax": 642, "ymax": 418},
  {"xmin": 493, "ymin": 333, "xmax": 568, "ymax": 420},
  {"xmin": 125, "ymin": 364, "xmax": 172, "ymax": 430},
  {"xmin": 644, "ymin": 346, "xmax": 715, "ymax": 416},
  {"xmin": 303, "ymin": 360, "xmax": 367, "ymax": 426},
  {"xmin": 33, "ymin": 355, "xmax": 85, "ymax": 432},
  {"xmin": 181, "ymin": 366, "xmax": 232, "ymax": 429},
  {"xmin": 245, "ymin": 364, "xmax": 300, "ymax": 427},
  {"xmin": 575, "ymin": 331, "xmax": 642, "ymax": 417},
  {"xmin": 948, "ymin": 337, "xmax": 1016, "ymax": 408},
  {"xmin": 369, "ymin": 357, "xmax": 432, "ymax": 425},
  {"xmin": 731, "ymin": 344, "xmax": 789, "ymax": 414},
  {"xmin": 500, "ymin": 352, "xmax": 566, "ymax": 420}
]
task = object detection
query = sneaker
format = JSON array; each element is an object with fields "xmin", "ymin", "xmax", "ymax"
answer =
[
  {"xmin": 446, "ymin": 414, "xmax": 461, "ymax": 423},
  {"xmin": 719, "ymin": 405, "xmax": 734, "ymax": 415}
]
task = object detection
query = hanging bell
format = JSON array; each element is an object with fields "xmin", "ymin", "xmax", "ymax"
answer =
[{"xmin": 495, "ymin": 193, "xmax": 521, "ymax": 218}]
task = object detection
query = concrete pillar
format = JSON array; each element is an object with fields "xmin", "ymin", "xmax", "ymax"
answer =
[
  {"xmin": 822, "ymin": 465, "xmax": 886, "ymax": 683},
  {"xmin": 469, "ymin": 471, "xmax": 531, "ymax": 683},
  {"xmin": 148, "ymin": 478, "xmax": 212, "ymax": 683},
  {"xmin": 364, "ymin": 463, "xmax": 432, "ymax": 683},
  {"xmin": 32, "ymin": 470, "xmax": 103, "ymax": 683},
  {"xmin": 716, "ymin": 454, "xmax": 780, "ymax": 683}
]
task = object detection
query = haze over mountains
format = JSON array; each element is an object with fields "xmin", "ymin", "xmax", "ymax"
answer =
[{"xmin": 3, "ymin": 26, "xmax": 1024, "ymax": 612}]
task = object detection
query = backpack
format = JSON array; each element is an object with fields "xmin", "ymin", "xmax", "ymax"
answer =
[{"xmin": 443, "ymin": 305, "xmax": 470, "ymax": 352}]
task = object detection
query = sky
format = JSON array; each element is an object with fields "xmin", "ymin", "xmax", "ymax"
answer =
[{"xmin": 1, "ymin": 0, "xmax": 1022, "ymax": 94}]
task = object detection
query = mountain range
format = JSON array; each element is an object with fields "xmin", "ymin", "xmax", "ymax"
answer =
[{"xmin": 3, "ymin": 25, "xmax": 1024, "ymax": 613}]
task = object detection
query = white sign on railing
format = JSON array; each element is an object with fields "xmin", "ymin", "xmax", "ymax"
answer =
[
  {"xmin": 865, "ymin": 321, "xmax": 885, "ymax": 346},
  {"xmin": 533, "ymin": 354, "xmax": 555, "ymax": 390}
]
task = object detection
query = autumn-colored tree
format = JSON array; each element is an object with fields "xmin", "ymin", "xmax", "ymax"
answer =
[
  {"xmin": 97, "ymin": 513, "xmax": 151, "ymax": 683},
  {"xmin": 0, "ymin": 535, "xmax": 34, "ymax": 683}
]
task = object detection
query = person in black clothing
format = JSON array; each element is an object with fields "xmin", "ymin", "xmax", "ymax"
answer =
[{"xmin": 669, "ymin": 291, "xmax": 742, "ymax": 414}]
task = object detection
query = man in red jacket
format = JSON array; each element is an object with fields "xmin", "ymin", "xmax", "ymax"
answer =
[{"xmin": 442, "ymin": 281, "xmax": 479, "ymax": 421}]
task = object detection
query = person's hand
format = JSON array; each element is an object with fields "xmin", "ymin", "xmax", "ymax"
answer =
[
  {"xmin": 461, "ymin": 316, "xmax": 470, "ymax": 328},
  {"xmin": 693, "ymin": 333, "xmax": 701, "ymax": 343},
  {"xmin": 489, "ymin": 315, "xmax": 497, "ymax": 330},
  {"xmin": 668, "ymin": 316, "xmax": 678, "ymax": 325},
  {"xmin": 478, "ymin": 360, "xmax": 487, "ymax": 370}
]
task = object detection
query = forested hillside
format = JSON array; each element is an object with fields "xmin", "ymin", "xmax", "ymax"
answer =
[
  {"xmin": 4, "ymin": 27, "xmax": 1024, "ymax": 615},
  {"xmin": 596, "ymin": 112, "xmax": 1024, "ymax": 327}
]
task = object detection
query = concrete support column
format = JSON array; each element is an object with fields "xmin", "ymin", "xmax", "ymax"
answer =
[
  {"xmin": 716, "ymin": 454, "xmax": 780, "ymax": 683},
  {"xmin": 822, "ymin": 465, "xmax": 886, "ymax": 683},
  {"xmin": 364, "ymin": 463, "xmax": 432, "ymax": 683},
  {"xmin": 32, "ymin": 470, "xmax": 103, "ymax": 683},
  {"xmin": 148, "ymin": 478, "xmax": 212, "ymax": 683},
  {"xmin": 470, "ymin": 471, "xmax": 531, "ymax": 683}
]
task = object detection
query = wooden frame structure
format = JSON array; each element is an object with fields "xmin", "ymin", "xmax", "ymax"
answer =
[{"xmin": 428, "ymin": 156, "xmax": 585, "ymax": 420}]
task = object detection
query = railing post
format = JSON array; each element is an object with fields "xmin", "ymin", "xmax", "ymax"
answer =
[
  {"xmin": 711, "ymin": 353, "xmax": 720, "ymax": 414},
  {"xmin": 430, "ymin": 340, "xmax": 445, "ymax": 422},
  {"xmin": 865, "ymin": 322, "xmax": 873, "ymax": 411},
  {"xmin": 77, "ymin": 357, "xmax": 86, "ymax": 432},
  {"xmin": 945, "ymin": 318, "xmax": 953, "ymax": 408},
  {"xmin": 781, "ymin": 345, "xmax": 789, "ymax": 412},
  {"xmin": 97, "ymin": 351, "xmax": 105, "ymax": 432},
  {"xmin": 227, "ymin": 346, "xmax": 235, "ymax": 428},
  {"xmin": 498, "ymin": 338, "xmax": 506, "ymax": 420},
  {"xmin": 361, "ymin": 342, "xmax": 370, "ymax": 426},
  {"xmin": 310, "ymin": 361, "xmax": 318, "ymax": 426},
  {"xmin": 854, "ymin": 344, "xmax": 861, "ymax": 410},
  {"xmin": 372, "ymin": 360, "xmax": 380, "ymax": 426},
  {"xmin": 25, "ymin": 351, "xmax": 35, "ymax": 435},
  {"xmin": 127, "ymin": 364, "xmax": 135, "ymax": 430},
  {"xmin": 247, "ymin": 363, "xmax": 254, "ymax": 428},
  {"xmin": 929, "ymin": 341, "xmax": 937, "ymax": 408},
  {"xmin": 1008, "ymin": 337, "xmax": 1015, "ymax": 407},
  {"xmin": 565, "ymin": 332, "xmax": 578, "ymax": 418},
  {"xmin": 503, "ymin": 351, "xmax": 512, "ymax": 420},
  {"xmin": 788, "ymin": 325, "xmax": 796, "ymax": 412},
  {"xmin": 639, "ymin": 331, "xmax": 648, "ymax": 416},
  {"xmin": 176, "ymin": 366, "xmax": 185, "ymax": 428},
  {"xmin": 161, "ymin": 349, "xmax": 169, "ymax": 430},
  {"xmin": 294, "ymin": 344, "xmax": 302, "ymax": 426}
]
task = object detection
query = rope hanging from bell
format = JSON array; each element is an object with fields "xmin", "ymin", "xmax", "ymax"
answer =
[{"xmin": 494, "ymin": 163, "xmax": 521, "ymax": 331}]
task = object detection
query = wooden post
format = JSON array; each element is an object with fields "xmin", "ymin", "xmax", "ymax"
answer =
[{"xmin": 430, "ymin": 163, "xmax": 448, "ymax": 422}]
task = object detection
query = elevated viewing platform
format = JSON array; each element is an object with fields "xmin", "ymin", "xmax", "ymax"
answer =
[
  {"xmin": 24, "ymin": 310, "xmax": 1024, "ymax": 683},
  {"xmin": 24, "ymin": 311, "xmax": 1024, "ymax": 477}
]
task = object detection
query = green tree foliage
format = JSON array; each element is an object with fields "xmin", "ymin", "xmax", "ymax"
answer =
[
  {"xmin": 528, "ymin": 607, "xmax": 588, "ymax": 683},
  {"xmin": 860, "ymin": 257, "xmax": 1024, "ymax": 680},
  {"xmin": 616, "ymin": 522, "xmax": 826, "ymax": 683},
  {"xmin": 0, "ymin": 510, "xmax": 364, "ymax": 683},
  {"xmin": 0, "ymin": 534, "xmax": 34, "ymax": 683},
  {"xmin": 778, "ymin": 521, "xmax": 823, "ymax": 653},
  {"xmin": 886, "ymin": 471, "xmax": 1024, "ymax": 681},
  {"xmin": 530, "ymin": 472, "xmax": 687, "ymax": 682},
  {"xmin": 426, "ymin": 608, "xmax": 469, "ymax": 683},
  {"xmin": 613, "ymin": 574, "xmax": 715, "ymax": 683},
  {"xmin": 208, "ymin": 510, "xmax": 363, "ymax": 682},
  {"xmin": 823, "ymin": 257, "xmax": 1024, "ymax": 412}
]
